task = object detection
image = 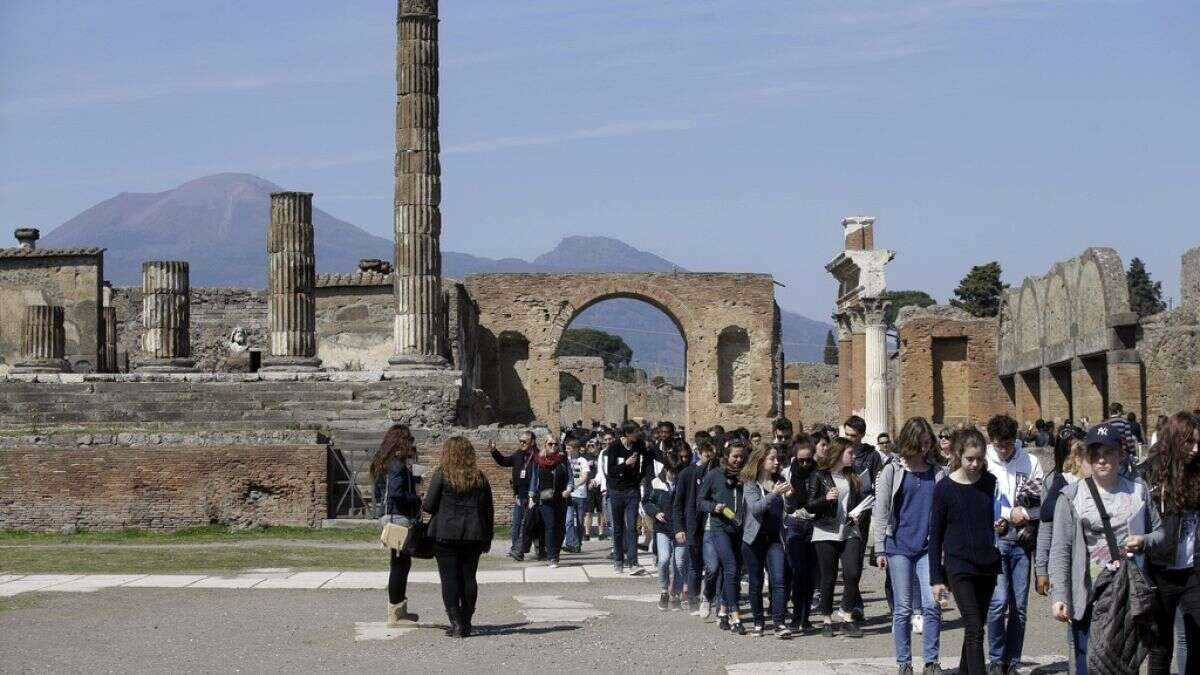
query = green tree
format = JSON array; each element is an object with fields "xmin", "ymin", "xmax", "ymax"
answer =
[
  {"xmin": 1126, "ymin": 257, "xmax": 1166, "ymax": 316},
  {"xmin": 880, "ymin": 289, "xmax": 937, "ymax": 326},
  {"xmin": 557, "ymin": 328, "xmax": 634, "ymax": 372},
  {"xmin": 950, "ymin": 262, "xmax": 1008, "ymax": 317},
  {"xmin": 823, "ymin": 330, "xmax": 838, "ymax": 365}
]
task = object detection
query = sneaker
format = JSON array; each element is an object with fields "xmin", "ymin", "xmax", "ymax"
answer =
[
  {"xmin": 986, "ymin": 665, "xmax": 1004, "ymax": 675},
  {"xmin": 821, "ymin": 622, "xmax": 835, "ymax": 638},
  {"xmin": 658, "ymin": 592, "xmax": 669, "ymax": 611},
  {"xmin": 627, "ymin": 565, "xmax": 646, "ymax": 576},
  {"xmin": 548, "ymin": 561, "xmax": 559, "ymax": 569},
  {"xmin": 843, "ymin": 621, "xmax": 863, "ymax": 638},
  {"xmin": 613, "ymin": 565, "xmax": 624, "ymax": 575},
  {"xmin": 751, "ymin": 623, "xmax": 764, "ymax": 637},
  {"xmin": 698, "ymin": 600, "xmax": 712, "ymax": 619},
  {"xmin": 776, "ymin": 625, "xmax": 793, "ymax": 639},
  {"xmin": 669, "ymin": 595, "xmax": 683, "ymax": 611},
  {"xmin": 912, "ymin": 614, "xmax": 924, "ymax": 634},
  {"xmin": 922, "ymin": 664, "xmax": 942, "ymax": 675},
  {"xmin": 897, "ymin": 665, "xmax": 914, "ymax": 675},
  {"xmin": 730, "ymin": 621, "xmax": 746, "ymax": 636},
  {"xmin": 507, "ymin": 549, "xmax": 524, "ymax": 562},
  {"xmin": 688, "ymin": 599, "xmax": 701, "ymax": 614},
  {"xmin": 718, "ymin": 615, "xmax": 730, "ymax": 631}
]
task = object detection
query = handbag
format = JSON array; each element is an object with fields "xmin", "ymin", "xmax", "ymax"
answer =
[
  {"xmin": 379, "ymin": 475, "xmax": 413, "ymax": 550},
  {"xmin": 401, "ymin": 519, "xmax": 435, "ymax": 559}
]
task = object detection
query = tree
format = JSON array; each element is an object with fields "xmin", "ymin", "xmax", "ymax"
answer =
[
  {"xmin": 823, "ymin": 330, "xmax": 838, "ymax": 365},
  {"xmin": 951, "ymin": 262, "xmax": 1008, "ymax": 317},
  {"xmin": 880, "ymin": 289, "xmax": 937, "ymax": 327},
  {"xmin": 557, "ymin": 328, "xmax": 634, "ymax": 372},
  {"xmin": 1126, "ymin": 257, "xmax": 1166, "ymax": 316}
]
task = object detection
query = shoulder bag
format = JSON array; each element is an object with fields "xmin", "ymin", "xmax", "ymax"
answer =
[{"xmin": 379, "ymin": 474, "xmax": 412, "ymax": 550}]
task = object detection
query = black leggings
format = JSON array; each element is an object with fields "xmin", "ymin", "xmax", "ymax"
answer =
[
  {"xmin": 1148, "ymin": 567, "xmax": 1200, "ymax": 675},
  {"xmin": 949, "ymin": 572, "xmax": 998, "ymax": 675},
  {"xmin": 434, "ymin": 541, "xmax": 484, "ymax": 625},
  {"xmin": 388, "ymin": 549, "xmax": 412, "ymax": 604},
  {"xmin": 813, "ymin": 537, "xmax": 863, "ymax": 616}
]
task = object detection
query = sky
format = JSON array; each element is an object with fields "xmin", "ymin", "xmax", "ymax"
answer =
[{"xmin": 1, "ymin": 0, "xmax": 1197, "ymax": 321}]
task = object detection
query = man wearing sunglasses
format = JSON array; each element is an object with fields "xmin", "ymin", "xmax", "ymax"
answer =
[{"xmin": 490, "ymin": 431, "xmax": 539, "ymax": 560}]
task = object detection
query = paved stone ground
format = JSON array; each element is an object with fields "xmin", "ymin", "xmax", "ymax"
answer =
[{"xmin": 1, "ymin": 541, "xmax": 1074, "ymax": 674}]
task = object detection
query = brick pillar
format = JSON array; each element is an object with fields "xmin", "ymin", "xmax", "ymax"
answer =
[
  {"xmin": 12, "ymin": 305, "xmax": 69, "ymax": 373},
  {"xmin": 390, "ymin": 0, "xmax": 448, "ymax": 370},
  {"xmin": 138, "ymin": 261, "xmax": 196, "ymax": 372},
  {"xmin": 1015, "ymin": 370, "xmax": 1041, "ymax": 424},
  {"xmin": 1106, "ymin": 350, "xmax": 1143, "ymax": 423},
  {"xmin": 834, "ymin": 313, "xmax": 853, "ymax": 421},
  {"xmin": 1040, "ymin": 365, "xmax": 1071, "ymax": 425},
  {"xmin": 1071, "ymin": 357, "xmax": 1105, "ymax": 425},
  {"xmin": 851, "ymin": 321, "xmax": 867, "ymax": 416},
  {"xmin": 263, "ymin": 191, "xmax": 321, "ymax": 372}
]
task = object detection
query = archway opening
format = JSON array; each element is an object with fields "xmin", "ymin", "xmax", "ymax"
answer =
[{"xmin": 554, "ymin": 296, "xmax": 687, "ymax": 430}]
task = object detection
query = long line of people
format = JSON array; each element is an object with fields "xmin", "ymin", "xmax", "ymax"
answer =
[{"xmin": 372, "ymin": 407, "xmax": 1199, "ymax": 675}]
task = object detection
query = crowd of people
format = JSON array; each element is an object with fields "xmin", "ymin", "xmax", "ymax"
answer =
[{"xmin": 368, "ymin": 404, "xmax": 1200, "ymax": 675}]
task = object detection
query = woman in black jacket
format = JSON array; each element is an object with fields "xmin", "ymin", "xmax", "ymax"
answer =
[
  {"xmin": 371, "ymin": 424, "xmax": 422, "ymax": 627},
  {"xmin": 697, "ymin": 439, "xmax": 750, "ymax": 634},
  {"xmin": 423, "ymin": 436, "xmax": 496, "ymax": 638},
  {"xmin": 528, "ymin": 441, "xmax": 572, "ymax": 567}
]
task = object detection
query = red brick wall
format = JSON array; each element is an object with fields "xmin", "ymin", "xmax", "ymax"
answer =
[{"xmin": 0, "ymin": 444, "xmax": 327, "ymax": 531}]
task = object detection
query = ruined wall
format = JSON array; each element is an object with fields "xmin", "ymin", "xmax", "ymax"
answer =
[
  {"xmin": 0, "ymin": 250, "xmax": 103, "ymax": 373},
  {"xmin": 1182, "ymin": 247, "xmax": 1200, "ymax": 310},
  {"xmin": 558, "ymin": 356, "xmax": 606, "ymax": 425},
  {"xmin": 0, "ymin": 444, "xmax": 327, "ymax": 531},
  {"xmin": 897, "ymin": 305, "xmax": 1010, "ymax": 428},
  {"xmin": 783, "ymin": 362, "xmax": 839, "ymax": 431},
  {"xmin": 113, "ymin": 287, "xmax": 269, "ymax": 372},
  {"xmin": 1138, "ymin": 305, "xmax": 1200, "ymax": 418},
  {"xmin": 314, "ymin": 274, "xmax": 392, "ymax": 371},
  {"xmin": 466, "ymin": 272, "xmax": 779, "ymax": 433}
]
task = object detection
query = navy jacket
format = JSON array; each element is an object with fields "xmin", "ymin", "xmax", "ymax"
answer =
[
  {"xmin": 673, "ymin": 463, "xmax": 708, "ymax": 544},
  {"xmin": 642, "ymin": 474, "xmax": 678, "ymax": 535},
  {"xmin": 697, "ymin": 468, "xmax": 744, "ymax": 535},
  {"xmin": 373, "ymin": 459, "xmax": 421, "ymax": 519}
]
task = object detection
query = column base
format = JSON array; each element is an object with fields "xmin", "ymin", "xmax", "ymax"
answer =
[
  {"xmin": 136, "ymin": 358, "xmax": 198, "ymax": 373},
  {"xmin": 11, "ymin": 358, "xmax": 71, "ymax": 374},
  {"xmin": 260, "ymin": 356, "xmax": 323, "ymax": 372},
  {"xmin": 388, "ymin": 353, "xmax": 449, "ymax": 371}
]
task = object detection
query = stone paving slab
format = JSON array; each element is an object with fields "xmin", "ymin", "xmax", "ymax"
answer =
[
  {"xmin": 523, "ymin": 565, "xmax": 589, "ymax": 583},
  {"xmin": 476, "ymin": 569, "xmax": 524, "ymax": 584},
  {"xmin": 352, "ymin": 621, "xmax": 418, "ymax": 641},
  {"xmin": 121, "ymin": 574, "xmax": 207, "ymax": 588},
  {"xmin": 0, "ymin": 574, "xmax": 83, "ymax": 597},
  {"xmin": 0, "ymin": 574, "xmax": 25, "ymax": 584},
  {"xmin": 255, "ymin": 571, "xmax": 340, "ymax": 589},
  {"xmin": 189, "ymin": 576, "xmax": 267, "ymax": 589},
  {"xmin": 407, "ymin": 571, "xmax": 441, "ymax": 584},
  {"xmin": 42, "ymin": 575, "xmax": 147, "ymax": 592},
  {"xmin": 727, "ymin": 655, "xmax": 1066, "ymax": 674},
  {"xmin": 321, "ymin": 572, "xmax": 388, "ymax": 589}
]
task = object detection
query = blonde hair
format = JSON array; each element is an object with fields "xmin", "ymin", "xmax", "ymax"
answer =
[
  {"xmin": 740, "ymin": 445, "xmax": 779, "ymax": 486},
  {"xmin": 1063, "ymin": 438, "xmax": 1087, "ymax": 477},
  {"xmin": 439, "ymin": 436, "xmax": 482, "ymax": 491}
]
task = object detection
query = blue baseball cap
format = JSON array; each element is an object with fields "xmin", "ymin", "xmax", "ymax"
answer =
[{"xmin": 1085, "ymin": 422, "xmax": 1124, "ymax": 451}]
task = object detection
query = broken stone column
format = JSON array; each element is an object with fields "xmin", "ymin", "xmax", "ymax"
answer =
[
  {"xmin": 390, "ymin": 0, "xmax": 448, "ymax": 370},
  {"xmin": 262, "ymin": 191, "xmax": 321, "ymax": 372},
  {"xmin": 12, "ymin": 305, "xmax": 70, "ymax": 373},
  {"xmin": 861, "ymin": 297, "xmax": 890, "ymax": 440},
  {"xmin": 138, "ymin": 261, "xmax": 195, "ymax": 372},
  {"xmin": 98, "ymin": 282, "xmax": 118, "ymax": 373},
  {"xmin": 14, "ymin": 228, "xmax": 39, "ymax": 252}
]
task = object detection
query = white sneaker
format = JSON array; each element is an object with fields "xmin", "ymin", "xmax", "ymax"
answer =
[
  {"xmin": 698, "ymin": 600, "xmax": 711, "ymax": 619},
  {"xmin": 912, "ymin": 614, "xmax": 923, "ymax": 633},
  {"xmin": 548, "ymin": 562, "xmax": 559, "ymax": 569}
]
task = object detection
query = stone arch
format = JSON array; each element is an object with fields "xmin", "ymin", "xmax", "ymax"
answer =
[
  {"xmin": 1044, "ymin": 271, "xmax": 1071, "ymax": 346},
  {"xmin": 1074, "ymin": 258, "xmax": 1107, "ymax": 351},
  {"xmin": 1017, "ymin": 282, "xmax": 1042, "ymax": 354},
  {"xmin": 496, "ymin": 330, "xmax": 533, "ymax": 423},
  {"xmin": 717, "ymin": 325, "xmax": 751, "ymax": 404}
]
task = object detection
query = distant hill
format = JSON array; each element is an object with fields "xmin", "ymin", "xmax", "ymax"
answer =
[{"xmin": 41, "ymin": 173, "xmax": 832, "ymax": 367}]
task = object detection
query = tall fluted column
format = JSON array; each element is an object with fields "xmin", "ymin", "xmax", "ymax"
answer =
[
  {"xmin": 12, "ymin": 305, "xmax": 69, "ymax": 373},
  {"xmin": 263, "ymin": 191, "xmax": 321, "ymax": 372},
  {"xmin": 861, "ymin": 297, "xmax": 890, "ymax": 441},
  {"xmin": 390, "ymin": 0, "xmax": 448, "ymax": 370},
  {"xmin": 138, "ymin": 261, "xmax": 196, "ymax": 372}
]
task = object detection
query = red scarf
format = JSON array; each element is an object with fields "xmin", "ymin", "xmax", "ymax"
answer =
[{"xmin": 535, "ymin": 451, "xmax": 565, "ymax": 469}]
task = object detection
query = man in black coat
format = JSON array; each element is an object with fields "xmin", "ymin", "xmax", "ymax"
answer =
[
  {"xmin": 674, "ymin": 441, "xmax": 715, "ymax": 613},
  {"xmin": 489, "ymin": 431, "xmax": 538, "ymax": 559}
]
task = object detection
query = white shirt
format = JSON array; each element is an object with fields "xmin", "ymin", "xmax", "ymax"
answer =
[{"xmin": 986, "ymin": 440, "xmax": 1045, "ymax": 521}]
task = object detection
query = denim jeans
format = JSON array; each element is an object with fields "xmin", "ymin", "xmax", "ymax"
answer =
[
  {"xmin": 887, "ymin": 552, "xmax": 941, "ymax": 665},
  {"xmin": 655, "ymin": 532, "xmax": 688, "ymax": 594},
  {"xmin": 609, "ymin": 487, "xmax": 641, "ymax": 567},
  {"xmin": 702, "ymin": 531, "xmax": 723, "ymax": 609},
  {"xmin": 565, "ymin": 496, "xmax": 587, "ymax": 548},
  {"xmin": 1067, "ymin": 607, "xmax": 1091, "ymax": 675},
  {"xmin": 537, "ymin": 502, "xmax": 561, "ymax": 562},
  {"xmin": 785, "ymin": 527, "xmax": 815, "ymax": 626},
  {"xmin": 743, "ymin": 534, "xmax": 786, "ymax": 626},
  {"xmin": 986, "ymin": 539, "xmax": 1031, "ymax": 666},
  {"xmin": 706, "ymin": 529, "xmax": 742, "ymax": 613},
  {"xmin": 509, "ymin": 499, "xmax": 526, "ymax": 552}
]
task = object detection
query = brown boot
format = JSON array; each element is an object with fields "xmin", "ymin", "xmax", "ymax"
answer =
[{"xmin": 387, "ymin": 600, "xmax": 419, "ymax": 627}]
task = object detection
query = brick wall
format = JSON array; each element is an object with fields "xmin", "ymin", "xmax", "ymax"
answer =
[
  {"xmin": 0, "ymin": 444, "xmax": 327, "ymax": 531},
  {"xmin": 783, "ymin": 362, "xmax": 839, "ymax": 431}
]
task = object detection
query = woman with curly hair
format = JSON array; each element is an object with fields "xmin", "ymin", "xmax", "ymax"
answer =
[
  {"xmin": 422, "ymin": 436, "xmax": 495, "ymax": 638},
  {"xmin": 370, "ymin": 424, "xmax": 421, "ymax": 627},
  {"xmin": 1142, "ymin": 412, "xmax": 1200, "ymax": 675}
]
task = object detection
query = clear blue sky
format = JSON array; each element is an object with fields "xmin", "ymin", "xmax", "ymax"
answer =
[{"xmin": 1, "ymin": 1, "xmax": 1197, "ymax": 320}]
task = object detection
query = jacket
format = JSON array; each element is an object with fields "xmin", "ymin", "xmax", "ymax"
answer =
[
  {"xmin": 491, "ymin": 447, "xmax": 534, "ymax": 498},
  {"xmin": 422, "ymin": 470, "xmax": 495, "ymax": 548},
  {"xmin": 742, "ymin": 481, "xmax": 786, "ymax": 544},
  {"xmin": 869, "ymin": 460, "xmax": 947, "ymax": 553},
  {"xmin": 1137, "ymin": 458, "xmax": 1200, "ymax": 572},
  {"xmin": 986, "ymin": 440, "xmax": 1045, "ymax": 542},
  {"xmin": 805, "ymin": 469, "xmax": 872, "ymax": 536},
  {"xmin": 1035, "ymin": 470, "xmax": 1078, "ymax": 578},
  {"xmin": 672, "ymin": 462, "xmax": 708, "ymax": 543},
  {"xmin": 1086, "ymin": 558, "xmax": 1157, "ymax": 675},
  {"xmin": 642, "ymin": 474, "xmax": 678, "ymax": 535},
  {"xmin": 697, "ymin": 468, "xmax": 744, "ymax": 535},
  {"xmin": 852, "ymin": 443, "xmax": 882, "ymax": 497},
  {"xmin": 1048, "ymin": 477, "xmax": 1162, "ymax": 621},
  {"xmin": 605, "ymin": 438, "xmax": 651, "ymax": 492},
  {"xmin": 528, "ymin": 457, "xmax": 571, "ymax": 505},
  {"xmin": 373, "ymin": 459, "xmax": 422, "ymax": 520}
]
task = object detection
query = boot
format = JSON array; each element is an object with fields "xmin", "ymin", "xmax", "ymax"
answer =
[{"xmin": 387, "ymin": 600, "xmax": 419, "ymax": 627}]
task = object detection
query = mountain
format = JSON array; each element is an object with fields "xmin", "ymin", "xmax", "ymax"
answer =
[{"xmin": 41, "ymin": 173, "xmax": 832, "ymax": 366}]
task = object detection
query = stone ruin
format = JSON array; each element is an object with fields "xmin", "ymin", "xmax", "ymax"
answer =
[{"xmin": 0, "ymin": 0, "xmax": 783, "ymax": 531}]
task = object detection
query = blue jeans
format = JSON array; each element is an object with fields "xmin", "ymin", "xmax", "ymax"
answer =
[
  {"xmin": 1067, "ymin": 607, "xmax": 1091, "ymax": 675},
  {"xmin": 609, "ymin": 488, "xmax": 640, "ymax": 567},
  {"xmin": 986, "ymin": 539, "xmax": 1031, "ymax": 666},
  {"xmin": 888, "ymin": 552, "xmax": 941, "ymax": 665},
  {"xmin": 706, "ymin": 529, "xmax": 742, "ymax": 613},
  {"xmin": 785, "ymin": 528, "xmax": 815, "ymax": 626},
  {"xmin": 510, "ymin": 499, "xmax": 526, "ymax": 552},
  {"xmin": 702, "ymin": 531, "xmax": 723, "ymax": 608},
  {"xmin": 537, "ymin": 502, "xmax": 561, "ymax": 562},
  {"xmin": 655, "ymin": 532, "xmax": 688, "ymax": 594},
  {"xmin": 565, "ymin": 496, "xmax": 587, "ymax": 548},
  {"xmin": 743, "ymin": 535, "xmax": 786, "ymax": 626}
]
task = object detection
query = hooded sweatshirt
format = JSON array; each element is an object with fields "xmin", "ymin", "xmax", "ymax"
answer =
[{"xmin": 986, "ymin": 439, "xmax": 1045, "ymax": 541}]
